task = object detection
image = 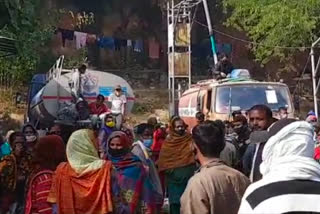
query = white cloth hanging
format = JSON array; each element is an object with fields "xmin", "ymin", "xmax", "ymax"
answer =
[{"xmin": 74, "ymin": 31, "xmax": 88, "ymax": 49}]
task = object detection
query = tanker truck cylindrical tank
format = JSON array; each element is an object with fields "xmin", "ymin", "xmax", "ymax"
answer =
[{"xmin": 29, "ymin": 69, "xmax": 135, "ymax": 127}]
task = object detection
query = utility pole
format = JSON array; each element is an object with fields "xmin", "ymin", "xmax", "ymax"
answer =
[
  {"xmin": 167, "ymin": 0, "xmax": 217, "ymax": 117},
  {"xmin": 202, "ymin": 0, "xmax": 218, "ymax": 65},
  {"xmin": 311, "ymin": 37, "xmax": 320, "ymax": 118}
]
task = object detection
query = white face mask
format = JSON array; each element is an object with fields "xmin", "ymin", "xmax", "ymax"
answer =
[{"xmin": 26, "ymin": 135, "xmax": 37, "ymax": 143}]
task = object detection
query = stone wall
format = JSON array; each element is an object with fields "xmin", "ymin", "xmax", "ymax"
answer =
[{"xmin": 106, "ymin": 69, "xmax": 167, "ymax": 89}]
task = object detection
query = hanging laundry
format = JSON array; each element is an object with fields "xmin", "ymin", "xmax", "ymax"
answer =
[
  {"xmin": 86, "ymin": 34, "xmax": 97, "ymax": 44},
  {"xmin": 97, "ymin": 37, "xmax": 115, "ymax": 50},
  {"xmin": 217, "ymin": 43, "xmax": 232, "ymax": 55},
  {"xmin": 114, "ymin": 38, "xmax": 127, "ymax": 51},
  {"xmin": 149, "ymin": 38, "xmax": 160, "ymax": 59},
  {"xmin": 222, "ymin": 44, "xmax": 232, "ymax": 55},
  {"xmin": 59, "ymin": 28, "xmax": 74, "ymax": 47},
  {"xmin": 74, "ymin": 31, "xmax": 88, "ymax": 49},
  {"xmin": 114, "ymin": 38, "xmax": 121, "ymax": 51},
  {"xmin": 120, "ymin": 39, "xmax": 127, "ymax": 48},
  {"xmin": 127, "ymin": 40, "xmax": 132, "ymax": 47},
  {"xmin": 134, "ymin": 39, "xmax": 143, "ymax": 53},
  {"xmin": 216, "ymin": 44, "xmax": 222, "ymax": 54}
]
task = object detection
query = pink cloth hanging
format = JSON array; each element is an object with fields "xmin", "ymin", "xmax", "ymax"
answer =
[
  {"xmin": 74, "ymin": 31, "xmax": 87, "ymax": 49},
  {"xmin": 149, "ymin": 38, "xmax": 160, "ymax": 59}
]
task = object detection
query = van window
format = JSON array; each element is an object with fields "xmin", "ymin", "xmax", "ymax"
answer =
[
  {"xmin": 215, "ymin": 85, "xmax": 291, "ymax": 113},
  {"xmin": 207, "ymin": 90, "xmax": 212, "ymax": 112},
  {"xmin": 197, "ymin": 94, "xmax": 203, "ymax": 111}
]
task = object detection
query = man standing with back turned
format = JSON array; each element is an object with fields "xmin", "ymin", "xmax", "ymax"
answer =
[
  {"xmin": 70, "ymin": 63, "xmax": 87, "ymax": 101},
  {"xmin": 180, "ymin": 120, "xmax": 250, "ymax": 214}
]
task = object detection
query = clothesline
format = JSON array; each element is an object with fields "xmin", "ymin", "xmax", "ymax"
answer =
[
  {"xmin": 56, "ymin": 28, "xmax": 144, "ymax": 50},
  {"xmin": 194, "ymin": 20, "xmax": 312, "ymax": 50},
  {"xmin": 56, "ymin": 28, "xmax": 160, "ymax": 59}
]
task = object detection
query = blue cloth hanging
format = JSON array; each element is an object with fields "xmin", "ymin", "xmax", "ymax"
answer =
[
  {"xmin": 217, "ymin": 43, "xmax": 232, "ymax": 55},
  {"xmin": 134, "ymin": 40, "xmax": 143, "ymax": 52},
  {"xmin": 97, "ymin": 37, "xmax": 115, "ymax": 50}
]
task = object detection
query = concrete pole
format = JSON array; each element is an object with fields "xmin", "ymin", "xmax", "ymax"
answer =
[
  {"xmin": 188, "ymin": 8, "xmax": 192, "ymax": 88},
  {"xmin": 311, "ymin": 37, "xmax": 320, "ymax": 118},
  {"xmin": 171, "ymin": 0, "xmax": 176, "ymax": 116},
  {"xmin": 202, "ymin": 0, "xmax": 218, "ymax": 64},
  {"xmin": 311, "ymin": 47, "xmax": 319, "ymax": 118}
]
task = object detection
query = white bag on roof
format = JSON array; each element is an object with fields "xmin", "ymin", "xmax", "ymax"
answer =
[{"xmin": 229, "ymin": 69, "xmax": 251, "ymax": 79}]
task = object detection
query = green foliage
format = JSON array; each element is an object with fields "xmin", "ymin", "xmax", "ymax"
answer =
[
  {"xmin": 223, "ymin": 0, "xmax": 320, "ymax": 64},
  {"xmin": 0, "ymin": 56, "xmax": 36, "ymax": 84},
  {"xmin": 63, "ymin": 48, "xmax": 88, "ymax": 69},
  {"xmin": 0, "ymin": 0, "xmax": 56, "ymax": 83},
  {"xmin": 0, "ymin": 1, "xmax": 97, "ymax": 84},
  {"xmin": 69, "ymin": 11, "xmax": 95, "ymax": 30}
]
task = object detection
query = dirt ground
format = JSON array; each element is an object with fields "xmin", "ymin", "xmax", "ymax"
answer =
[{"xmin": 126, "ymin": 89, "xmax": 170, "ymax": 126}]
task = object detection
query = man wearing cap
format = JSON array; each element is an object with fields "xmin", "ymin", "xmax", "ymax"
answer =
[
  {"xmin": 70, "ymin": 63, "xmax": 87, "ymax": 101},
  {"xmin": 239, "ymin": 119, "xmax": 320, "ymax": 213},
  {"xmin": 109, "ymin": 85, "xmax": 127, "ymax": 130}
]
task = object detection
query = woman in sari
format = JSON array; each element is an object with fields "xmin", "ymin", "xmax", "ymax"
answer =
[
  {"xmin": 132, "ymin": 123, "xmax": 163, "ymax": 204},
  {"xmin": 22, "ymin": 123, "xmax": 39, "ymax": 177},
  {"xmin": 157, "ymin": 117, "xmax": 197, "ymax": 214},
  {"xmin": 48, "ymin": 129, "xmax": 113, "ymax": 214},
  {"xmin": 107, "ymin": 131, "xmax": 163, "ymax": 214},
  {"xmin": 0, "ymin": 132, "xmax": 26, "ymax": 214},
  {"xmin": 22, "ymin": 124, "xmax": 38, "ymax": 148},
  {"xmin": 25, "ymin": 135, "xmax": 66, "ymax": 214},
  {"xmin": 98, "ymin": 114, "xmax": 116, "ymax": 158}
]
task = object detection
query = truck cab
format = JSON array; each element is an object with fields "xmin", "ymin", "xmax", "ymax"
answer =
[{"xmin": 179, "ymin": 74, "xmax": 294, "ymax": 129}]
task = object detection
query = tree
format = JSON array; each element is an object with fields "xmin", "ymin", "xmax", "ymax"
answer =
[
  {"xmin": 223, "ymin": 0, "xmax": 320, "ymax": 65},
  {"xmin": 0, "ymin": 0, "xmax": 56, "ymax": 84}
]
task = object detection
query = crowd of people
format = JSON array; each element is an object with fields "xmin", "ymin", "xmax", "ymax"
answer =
[{"xmin": 1, "ymin": 102, "xmax": 320, "ymax": 214}]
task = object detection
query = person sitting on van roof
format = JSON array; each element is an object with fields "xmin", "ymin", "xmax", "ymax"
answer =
[{"xmin": 213, "ymin": 53, "xmax": 234, "ymax": 77}]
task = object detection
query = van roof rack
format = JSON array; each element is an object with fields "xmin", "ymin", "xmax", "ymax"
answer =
[
  {"xmin": 220, "ymin": 77, "xmax": 253, "ymax": 83},
  {"xmin": 193, "ymin": 77, "xmax": 253, "ymax": 88}
]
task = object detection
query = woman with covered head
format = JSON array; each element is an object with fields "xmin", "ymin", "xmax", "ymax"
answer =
[
  {"xmin": 25, "ymin": 135, "xmax": 66, "ymax": 214},
  {"xmin": 98, "ymin": 114, "xmax": 116, "ymax": 158},
  {"xmin": 21, "ymin": 123, "xmax": 38, "ymax": 177},
  {"xmin": 157, "ymin": 117, "xmax": 197, "ymax": 214},
  {"xmin": 22, "ymin": 123, "xmax": 39, "ymax": 168},
  {"xmin": 132, "ymin": 123, "xmax": 164, "ymax": 208},
  {"xmin": 48, "ymin": 129, "xmax": 113, "ymax": 214},
  {"xmin": 0, "ymin": 132, "xmax": 25, "ymax": 213},
  {"xmin": 22, "ymin": 123, "xmax": 38, "ymax": 146},
  {"xmin": 107, "ymin": 131, "xmax": 163, "ymax": 214}
]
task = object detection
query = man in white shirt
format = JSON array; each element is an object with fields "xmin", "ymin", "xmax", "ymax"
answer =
[
  {"xmin": 70, "ymin": 63, "xmax": 87, "ymax": 101},
  {"xmin": 109, "ymin": 85, "xmax": 127, "ymax": 130}
]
